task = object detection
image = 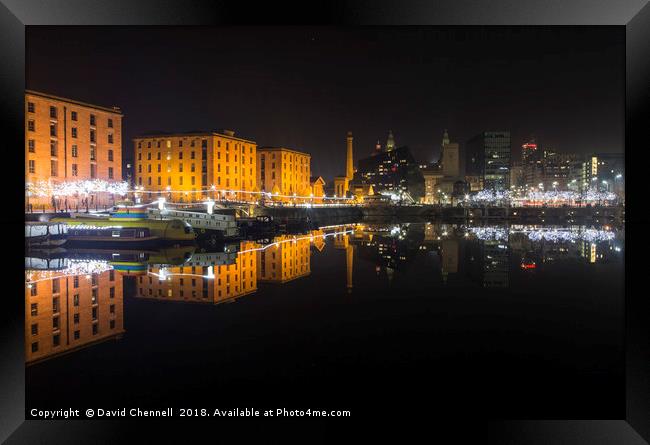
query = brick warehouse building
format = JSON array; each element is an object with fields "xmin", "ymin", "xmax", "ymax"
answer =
[
  {"xmin": 133, "ymin": 130, "xmax": 257, "ymax": 203},
  {"xmin": 257, "ymin": 147, "xmax": 312, "ymax": 203},
  {"xmin": 25, "ymin": 90, "xmax": 123, "ymax": 211}
]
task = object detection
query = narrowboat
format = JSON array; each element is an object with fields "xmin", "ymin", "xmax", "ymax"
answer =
[
  {"xmin": 61, "ymin": 246, "xmax": 196, "ymax": 275},
  {"xmin": 51, "ymin": 204, "xmax": 196, "ymax": 246},
  {"xmin": 25, "ymin": 221, "xmax": 68, "ymax": 248}
]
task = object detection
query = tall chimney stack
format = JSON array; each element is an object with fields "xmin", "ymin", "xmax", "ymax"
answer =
[{"xmin": 346, "ymin": 131, "xmax": 354, "ymax": 181}]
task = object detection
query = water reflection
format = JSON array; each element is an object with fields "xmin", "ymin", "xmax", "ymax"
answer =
[
  {"xmin": 25, "ymin": 222, "xmax": 623, "ymax": 364},
  {"xmin": 25, "ymin": 267, "xmax": 124, "ymax": 365}
]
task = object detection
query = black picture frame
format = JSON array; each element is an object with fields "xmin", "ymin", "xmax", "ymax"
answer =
[{"xmin": 2, "ymin": 0, "xmax": 648, "ymax": 442}]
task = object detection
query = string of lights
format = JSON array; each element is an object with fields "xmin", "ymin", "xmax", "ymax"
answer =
[
  {"xmin": 466, "ymin": 226, "xmax": 618, "ymax": 243},
  {"xmin": 25, "ymin": 259, "xmax": 113, "ymax": 285},
  {"xmin": 148, "ymin": 228, "xmax": 355, "ymax": 280},
  {"xmin": 133, "ymin": 185, "xmax": 354, "ymax": 201},
  {"xmin": 26, "ymin": 179, "xmax": 130, "ymax": 198},
  {"xmin": 465, "ymin": 189, "xmax": 618, "ymax": 205}
]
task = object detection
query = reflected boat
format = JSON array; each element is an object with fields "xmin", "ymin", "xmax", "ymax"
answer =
[{"xmin": 25, "ymin": 221, "xmax": 68, "ymax": 248}]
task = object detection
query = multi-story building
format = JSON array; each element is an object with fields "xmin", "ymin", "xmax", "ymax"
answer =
[
  {"xmin": 421, "ymin": 166, "xmax": 444, "ymax": 204},
  {"xmin": 25, "ymin": 90, "xmax": 123, "ymax": 210},
  {"xmin": 420, "ymin": 130, "xmax": 465, "ymax": 204},
  {"xmin": 571, "ymin": 153, "xmax": 624, "ymax": 198},
  {"xmin": 466, "ymin": 131, "xmax": 511, "ymax": 191},
  {"xmin": 521, "ymin": 139, "xmax": 538, "ymax": 164},
  {"xmin": 510, "ymin": 161, "xmax": 524, "ymax": 189},
  {"xmin": 522, "ymin": 148, "xmax": 544, "ymax": 188},
  {"xmin": 257, "ymin": 147, "xmax": 311, "ymax": 202},
  {"xmin": 25, "ymin": 268, "xmax": 124, "ymax": 364},
  {"xmin": 351, "ymin": 145, "xmax": 425, "ymax": 201},
  {"xmin": 133, "ymin": 130, "xmax": 257, "ymax": 203},
  {"xmin": 538, "ymin": 150, "xmax": 579, "ymax": 190}
]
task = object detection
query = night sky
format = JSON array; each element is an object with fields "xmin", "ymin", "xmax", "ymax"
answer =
[{"xmin": 26, "ymin": 26, "xmax": 624, "ymax": 180}]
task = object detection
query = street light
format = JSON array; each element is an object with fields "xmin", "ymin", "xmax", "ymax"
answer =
[{"xmin": 205, "ymin": 199, "xmax": 215, "ymax": 214}]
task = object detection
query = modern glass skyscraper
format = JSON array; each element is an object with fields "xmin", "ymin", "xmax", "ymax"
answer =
[{"xmin": 466, "ymin": 131, "xmax": 511, "ymax": 191}]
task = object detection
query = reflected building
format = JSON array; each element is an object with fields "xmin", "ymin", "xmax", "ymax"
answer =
[
  {"xmin": 311, "ymin": 229, "xmax": 326, "ymax": 251},
  {"xmin": 136, "ymin": 241, "xmax": 258, "ymax": 304},
  {"xmin": 25, "ymin": 269, "xmax": 124, "ymax": 364},
  {"xmin": 467, "ymin": 239, "xmax": 510, "ymax": 288},
  {"xmin": 440, "ymin": 239, "xmax": 459, "ymax": 283},
  {"xmin": 352, "ymin": 225, "xmax": 422, "ymax": 285},
  {"xmin": 258, "ymin": 235, "xmax": 311, "ymax": 283},
  {"xmin": 333, "ymin": 233, "xmax": 355, "ymax": 293}
]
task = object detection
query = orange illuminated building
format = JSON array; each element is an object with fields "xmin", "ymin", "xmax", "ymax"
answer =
[
  {"xmin": 310, "ymin": 176, "xmax": 326, "ymax": 203},
  {"xmin": 133, "ymin": 130, "xmax": 257, "ymax": 203},
  {"xmin": 135, "ymin": 241, "xmax": 258, "ymax": 304},
  {"xmin": 257, "ymin": 235, "xmax": 311, "ymax": 283},
  {"xmin": 25, "ymin": 90, "xmax": 123, "ymax": 210},
  {"xmin": 25, "ymin": 269, "xmax": 124, "ymax": 364},
  {"xmin": 257, "ymin": 147, "xmax": 311, "ymax": 202}
]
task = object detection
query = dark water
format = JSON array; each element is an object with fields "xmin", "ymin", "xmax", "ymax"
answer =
[{"xmin": 25, "ymin": 223, "xmax": 624, "ymax": 419}]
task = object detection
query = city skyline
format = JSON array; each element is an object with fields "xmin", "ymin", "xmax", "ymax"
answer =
[{"xmin": 26, "ymin": 26, "xmax": 625, "ymax": 181}]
